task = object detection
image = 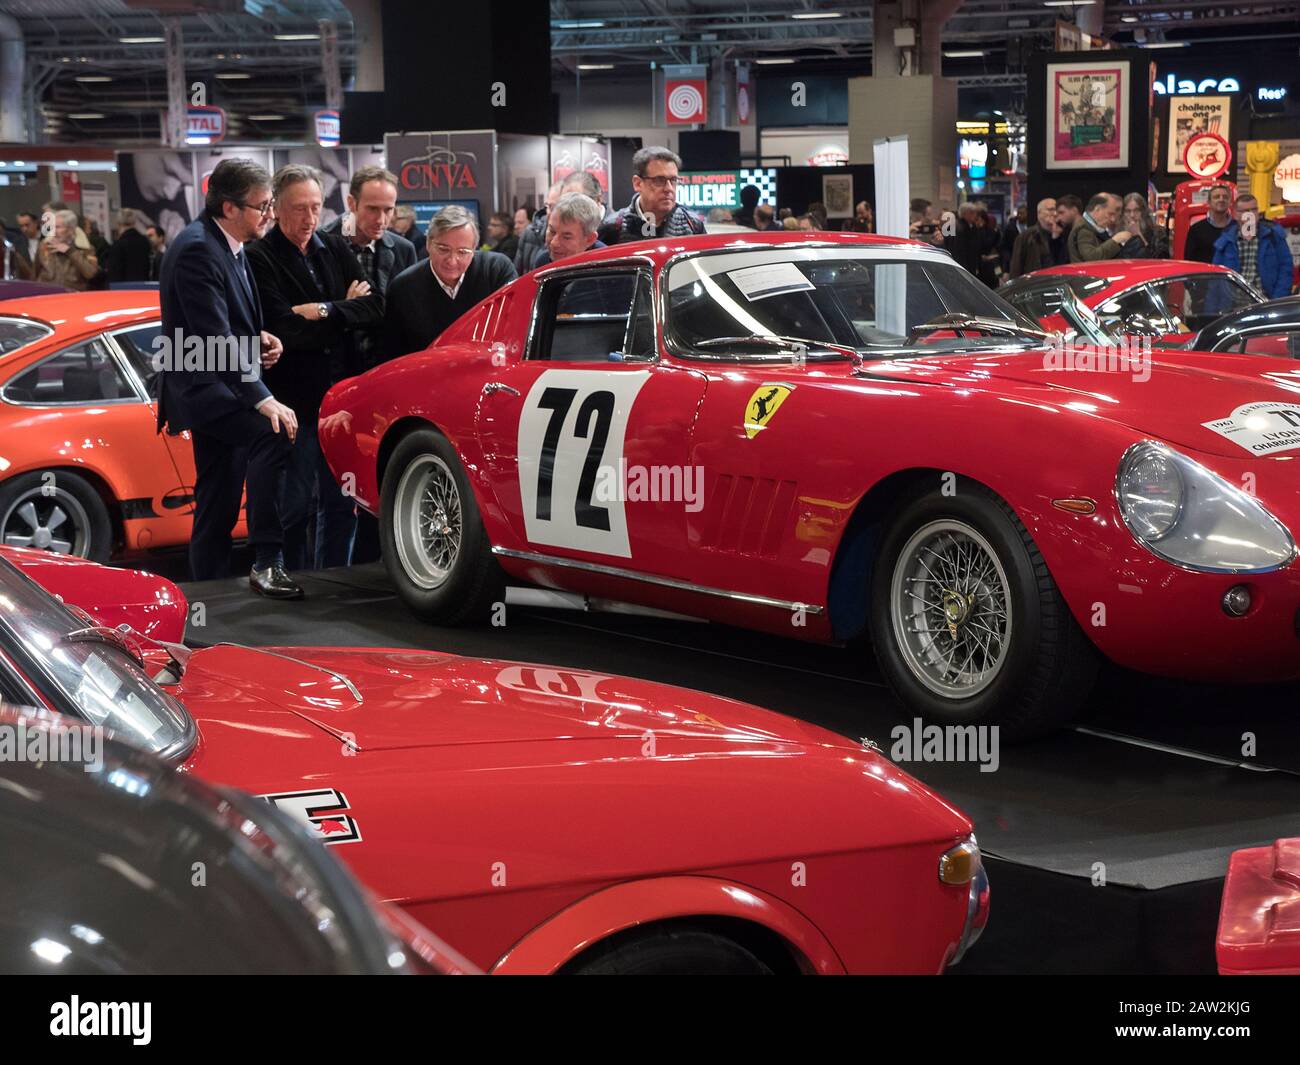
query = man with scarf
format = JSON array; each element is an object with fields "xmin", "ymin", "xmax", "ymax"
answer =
[{"xmin": 611, "ymin": 146, "xmax": 706, "ymax": 243}]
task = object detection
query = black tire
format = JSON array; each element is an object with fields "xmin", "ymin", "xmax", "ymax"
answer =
[
  {"xmin": 380, "ymin": 428, "xmax": 504, "ymax": 625},
  {"xmin": 564, "ymin": 927, "xmax": 774, "ymax": 975},
  {"xmin": 0, "ymin": 470, "xmax": 113, "ymax": 562},
  {"xmin": 869, "ymin": 481, "xmax": 1099, "ymax": 740}
]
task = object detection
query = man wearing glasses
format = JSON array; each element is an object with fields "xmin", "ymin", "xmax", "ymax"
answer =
[
  {"xmin": 612, "ymin": 146, "xmax": 705, "ymax": 243},
  {"xmin": 381, "ymin": 204, "xmax": 517, "ymax": 361},
  {"xmin": 156, "ymin": 158, "xmax": 300, "ymax": 598}
]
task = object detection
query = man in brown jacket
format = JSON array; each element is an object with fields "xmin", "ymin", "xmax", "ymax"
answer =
[
  {"xmin": 1067, "ymin": 192, "xmax": 1134, "ymax": 263},
  {"xmin": 33, "ymin": 209, "xmax": 99, "ymax": 290}
]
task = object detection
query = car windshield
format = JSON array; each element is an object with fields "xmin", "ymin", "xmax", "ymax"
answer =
[
  {"xmin": 665, "ymin": 247, "xmax": 1046, "ymax": 358},
  {"xmin": 0, "ymin": 557, "xmax": 193, "ymax": 757},
  {"xmin": 1000, "ymin": 278, "xmax": 1113, "ymax": 346},
  {"xmin": 1093, "ymin": 273, "xmax": 1261, "ymax": 336},
  {"xmin": 0, "ymin": 317, "xmax": 54, "ymax": 356}
]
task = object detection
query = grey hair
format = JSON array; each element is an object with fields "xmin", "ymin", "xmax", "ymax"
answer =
[
  {"xmin": 53, "ymin": 209, "xmax": 79, "ymax": 234},
  {"xmin": 115, "ymin": 207, "xmax": 138, "ymax": 229},
  {"xmin": 428, "ymin": 204, "xmax": 479, "ymax": 244},
  {"xmin": 560, "ymin": 170, "xmax": 602, "ymax": 204},
  {"xmin": 632, "ymin": 145, "xmax": 682, "ymax": 177},
  {"xmin": 551, "ymin": 192, "xmax": 603, "ymax": 237},
  {"xmin": 272, "ymin": 163, "xmax": 323, "ymax": 201}
]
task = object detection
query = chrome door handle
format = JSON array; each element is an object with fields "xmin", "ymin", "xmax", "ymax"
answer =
[{"xmin": 483, "ymin": 382, "xmax": 520, "ymax": 397}]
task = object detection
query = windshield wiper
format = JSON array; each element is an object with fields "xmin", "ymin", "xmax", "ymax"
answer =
[{"xmin": 905, "ymin": 313, "xmax": 1051, "ymax": 346}]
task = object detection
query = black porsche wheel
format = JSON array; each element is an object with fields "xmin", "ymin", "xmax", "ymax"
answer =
[
  {"xmin": 870, "ymin": 481, "xmax": 1099, "ymax": 740},
  {"xmin": 0, "ymin": 471, "xmax": 112, "ymax": 562},
  {"xmin": 564, "ymin": 928, "xmax": 774, "ymax": 975},
  {"xmin": 380, "ymin": 428, "xmax": 504, "ymax": 624}
]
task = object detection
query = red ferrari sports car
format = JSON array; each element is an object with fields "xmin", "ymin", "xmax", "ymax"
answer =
[
  {"xmin": 1001, "ymin": 259, "xmax": 1262, "ymax": 346},
  {"xmin": 319, "ymin": 232, "xmax": 1300, "ymax": 738},
  {"xmin": 0, "ymin": 549, "xmax": 989, "ymax": 975},
  {"xmin": 0, "ymin": 291, "xmax": 236, "ymax": 561}
]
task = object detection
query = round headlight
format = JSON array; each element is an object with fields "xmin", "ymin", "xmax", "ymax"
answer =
[{"xmin": 1117, "ymin": 444, "xmax": 1184, "ymax": 541}]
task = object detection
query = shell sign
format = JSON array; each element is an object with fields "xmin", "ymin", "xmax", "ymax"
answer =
[{"xmin": 1275, "ymin": 154, "xmax": 1300, "ymax": 203}]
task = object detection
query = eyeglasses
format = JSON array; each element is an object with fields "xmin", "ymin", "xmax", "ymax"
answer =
[
  {"xmin": 431, "ymin": 243, "xmax": 475, "ymax": 261},
  {"xmin": 640, "ymin": 175, "xmax": 680, "ymax": 189},
  {"xmin": 239, "ymin": 199, "xmax": 274, "ymax": 216}
]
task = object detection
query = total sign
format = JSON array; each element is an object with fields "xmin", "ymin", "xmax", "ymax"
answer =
[{"xmin": 186, "ymin": 105, "xmax": 225, "ymax": 144}]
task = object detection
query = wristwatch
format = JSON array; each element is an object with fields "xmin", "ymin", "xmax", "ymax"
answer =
[{"xmin": 317, "ymin": 302, "xmax": 330, "ymax": 319}]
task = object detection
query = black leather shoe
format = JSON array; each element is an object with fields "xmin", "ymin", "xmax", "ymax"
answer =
[{"xmin": 249, "ymin": 563, "xmax": 305, "ymax": 600}]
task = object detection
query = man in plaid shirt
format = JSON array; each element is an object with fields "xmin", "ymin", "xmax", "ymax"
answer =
[{"xmin": 1212, "ymin": 194, "xmax": 1294, "ymax": 299}]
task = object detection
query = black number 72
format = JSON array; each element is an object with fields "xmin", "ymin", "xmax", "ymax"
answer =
[{"xmin": 535, "ymin": 387, "xmax": 616, "ymax": 531}]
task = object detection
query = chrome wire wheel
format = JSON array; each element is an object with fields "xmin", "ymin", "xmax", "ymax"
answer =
[
  {"xmin": 392, "ymin": 455, "xmax": 463, "ymax": 590},
  {"xmin": 1, "ymin": 485, "xmax": 89, "ymax": 556},
  {"xmin": 890, "ymin": 519, "xmax": 1013, "ymax": 699}
]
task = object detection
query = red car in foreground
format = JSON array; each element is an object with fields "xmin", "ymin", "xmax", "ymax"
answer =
[
  {"xmin": 1002, "ymin": 258, "xmax": 1262, "ymax": 345},
  {"xmin": 319, "ymin": 232, "xmax": 1300, "ymax": 739},
  {"xmin": 0, "ymin": 550, "xmax": 988, "ymax": 975}
]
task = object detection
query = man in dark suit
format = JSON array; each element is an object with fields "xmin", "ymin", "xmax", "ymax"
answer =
[
  {"xmin": 156, "ymin": 157, "xmax": 301, "ymax": 598},
  {"xmin": 248, "ymin": 164, "xmax": 385, "ymax": 571},
  {"xmin": 382, "ymin": 205, "xmax": 517, "ymax": 361},
  {"xmin": 320, "ymin": 165, "xmax": 415, "ymax": 564},
  {"xmin": 320, "ymin": 165, "xmax": 414, "ymax": 371},
  {"xmin": 103, "ymin": 209, "xmax": 153, "ymax": 283}
]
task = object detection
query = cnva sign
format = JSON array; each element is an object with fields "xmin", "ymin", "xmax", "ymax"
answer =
[
  {"xmin": 1152, "ymin": 74, "xmax": 1241, "ymax": 95},
  {"xmin": 399, "ymin": 162, "xmax": 478, "ymax": 192}
]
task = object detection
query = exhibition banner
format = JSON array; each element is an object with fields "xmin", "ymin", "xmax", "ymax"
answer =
[
  {"xmin": 386, "ymin": 131, "xmax": 497, "ymax": 224},
  {"xmin": 1167, "ymin": 96, "xmax": 1230, "ymax": 175},
  {"xmin": 1047, "ymin": 61, "xmax": 1130, "ymax": 170},
  {"xmin": 664, "ymin": 64, "xmax": 708, "ymax": 126}
]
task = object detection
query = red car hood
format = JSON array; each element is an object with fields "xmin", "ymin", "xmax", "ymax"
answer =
[
  {"xmin": 177, "ymin": 643, "xmax": 857, "ymax": 755},
  {"xmin": 872, "ymin": 349, "xmax": 1300, "ymax": 459}
]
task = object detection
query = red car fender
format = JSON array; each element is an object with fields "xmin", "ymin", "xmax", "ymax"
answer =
[{"xmin": 490, "ymin": 875, "xmax": 845, "ymax": 975}]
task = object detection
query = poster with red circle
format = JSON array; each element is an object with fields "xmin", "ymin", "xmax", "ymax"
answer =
[
  {"xmin": 665, "ymin": 77, "xmax": 707, "ymax": 125},
  {"xmin": 1183, "ymin": 132, "xmax": 1231, "ymax": 180}
]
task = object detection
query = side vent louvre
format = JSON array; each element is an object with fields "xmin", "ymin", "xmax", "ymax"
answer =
[{"xmin": 700, "ymin": 474, "xmax": 796, "ymax": 558}]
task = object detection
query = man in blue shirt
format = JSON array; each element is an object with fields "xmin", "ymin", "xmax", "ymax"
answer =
[{"xmin": 1212, "ymin": 194, "xmax": 1294, "ymax": 300}]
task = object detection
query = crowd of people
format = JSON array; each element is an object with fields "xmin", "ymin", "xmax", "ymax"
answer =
[
  {"xmin": 1, "ymin": 203, "xmax": 168, "ymax": 287},
  {"xmin": 151, "ymin": 145, "xmax": 729, "ymax": 598}
]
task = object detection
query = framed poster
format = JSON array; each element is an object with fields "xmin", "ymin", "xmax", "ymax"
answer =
[
  {"xmin": 1167, "ymin": 96, "xmax": 1230, "ymax": 175},
  {"xmin": 1046, "ymin": 61, "xmax": 1129, "ymax": 170},
  {"xmin": 822, "ymin": 172, "xmax": 854, "ymax": 219}
]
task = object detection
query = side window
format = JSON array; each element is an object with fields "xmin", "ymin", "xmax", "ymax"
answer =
[
  {"xmin": 4, "ymin": 337, "xmax": 133, "ymax": 405},
  {"xmin": 112, "ymin": 323, "xmax": 163, "ymax": 395},
  {"xmin": 623, "ymin": 277, "xmax": 657, "ymax": 361},
  {"xmin": 1237, "ymin": 331, "xmax": 1300, "ymax": 358},
  {"xmin": 530, "ymin": 272, "xmax": 638, "ymax": 363}
]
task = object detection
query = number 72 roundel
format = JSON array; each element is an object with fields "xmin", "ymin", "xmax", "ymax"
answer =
[{"xmin": 517, "ymin": 368, "xmax": 651, "ymax": 558}]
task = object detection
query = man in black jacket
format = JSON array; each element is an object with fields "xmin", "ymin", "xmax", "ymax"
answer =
[
  {"xmin": 103, "ymin": 209, "xmax": 153, "ymax": 283},
  {"xmin": 1184, "ymin": 183, "xmax": 1234, "ymax": 263},
  {"xmin": 319, "ymin": 165, "xmax": 415, "ymax": 370},
  {"xmin": 156, "ymin": 158, "xmax": 299, "ymax": 597},
  {"xmin": 382, "ymin": 205, "xmax": 517, "ymax": 361},
  {"xmin": 610, "ymin": 146, "xmax": 706, "ymax": 242},
  {"xmin": 247, "ymin": 164, "xmax": 385, "ymax": 571}
]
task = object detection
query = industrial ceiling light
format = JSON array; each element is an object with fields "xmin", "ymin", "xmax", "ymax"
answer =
[
  {"xmin": 74, "ymin": 75, "xmax": 113, "ymax": 83},
  {"xmin": 273, "ymin": 33, "xmax": 320, "ymax": 41},
  {"xmin": 1142, "ymin": 40, "xmax": 1189, "ymax": 48},
  {"xmin": 247, "ymin": 114, "xmax": 286, "ymax": 120},
  {"xmin": 215, "ymin": 72, "xmax": 252, "ymax": 79},
  {"xmin": 119, "ymin": 36, "xmax": 165, "ymax": 44},
  {"xmin": 555, "ymin": 19, "xmax": 606, "ymax": 28},
  {"xmin": 1043, "ymin": 1, "xmax": 1095, "ymax": 5},
  {"xmin": 67, "ymin": 113, "xmax": 105, "ymax": 119},
  {"xmin": 944, "ymin": 50, "xmax": 987, "ymax": 57},
  {"xmin": 577, "ymin": 63, "xmax": 615, "ymax": 70},
  {"xmin": 792, "ymin": 11, "xmax": 843, "ymax": 17},
  {"xmin": 756, "ymin": 57, "xmax": 797, "ymax": 65},
  {"xmin": 1121, "ymin": 14, "xmax": 1139, "ymax": 21}
]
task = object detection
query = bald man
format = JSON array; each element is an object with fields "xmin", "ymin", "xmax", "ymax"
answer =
[{"xmin": 1010, "ymin": 197, "xmax": 1066, "ymax": 277}]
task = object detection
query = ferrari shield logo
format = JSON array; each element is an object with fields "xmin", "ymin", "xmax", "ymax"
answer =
[{"xmin": 744, "ymin": 384, "xmax": 794, "ymax": 438}]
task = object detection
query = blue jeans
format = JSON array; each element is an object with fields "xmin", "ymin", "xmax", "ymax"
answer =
[{"xmin": 278, "ymin": 423, "xmax": 357, "ymax": 571}]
